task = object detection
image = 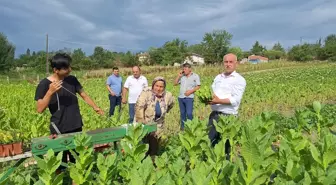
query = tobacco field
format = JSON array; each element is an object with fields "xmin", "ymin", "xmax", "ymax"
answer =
[{"xmin": 0, "ymin": 61, "xmax": 336, "ymax": 184}]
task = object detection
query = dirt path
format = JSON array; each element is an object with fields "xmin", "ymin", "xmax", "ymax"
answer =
[{"xmin": 240, "ymin": 65, "xmax": 308, "ymax": 75}]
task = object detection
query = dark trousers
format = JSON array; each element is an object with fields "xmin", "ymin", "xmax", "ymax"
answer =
[
  {"xmin": 208, "ymin": 111, "xmax": 231, "ymax": 157},
  {"xmin": 56, "ymin": 127, "xmax": 83, "ymax": 171},
  {"xmin": 108, "ymin": 94, "xmax": 121, "ymax": 116},
  {"xmin": 129, "ymin": 103, "xmax": 135, "ymax": 123},
  {"xmin": 143, "ymin": 132, "xmax": 159, "ymax": 157},
  {"xmin": 178, "ymin": 97, "xmax": 194, "ymax": 129}
]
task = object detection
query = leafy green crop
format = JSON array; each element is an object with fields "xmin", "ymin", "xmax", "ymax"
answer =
[
  {"xmin": 196, "ymin": 86, "xmax": 212, "ymax": 104},
  {"xmin": 1, "ymin": 102, "xmax": 336, "ymax": 184},
  {"xmin": 1, "ymin": 62, "xmax": 336, "ymax": 184}
]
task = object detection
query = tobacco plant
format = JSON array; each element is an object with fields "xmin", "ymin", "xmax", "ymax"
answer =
[
  {"xmin": 68, "ymin": 133, "xmax": 95, "ymax": 185},
  {"xmin": 34, "ymin": 149, "xmax": 64, "ymax": 185}
]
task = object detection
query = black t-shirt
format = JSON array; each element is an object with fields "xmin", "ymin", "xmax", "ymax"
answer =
[{"xmin": 34, "ymin": 75, "xmax": 83, "ymax": 134}]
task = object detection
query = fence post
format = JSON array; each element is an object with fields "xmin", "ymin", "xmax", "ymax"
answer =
[
  {"xmin": 37, "ymin": 75, "xmax": 39, "ymax": 82},
  {"xmin": 7, "ymin": 76, "xmax": 9, "ymax": 83}
]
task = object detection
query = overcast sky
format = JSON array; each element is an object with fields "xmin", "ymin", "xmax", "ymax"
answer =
[{"xmin": 1, "ymin": 0, "xmax": 335, "ymax": 57}]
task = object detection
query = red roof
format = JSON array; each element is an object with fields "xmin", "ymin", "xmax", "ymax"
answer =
[{"xmin": 248, "ymin": 55, "xmax": 268, "ymax": 60}]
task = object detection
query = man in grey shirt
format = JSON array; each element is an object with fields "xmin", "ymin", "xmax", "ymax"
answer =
[{"xmin": 174, "ymin": 63, "xmax": 201, "ymax": 130}]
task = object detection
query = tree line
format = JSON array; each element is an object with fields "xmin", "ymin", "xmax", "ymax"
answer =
[{"xmin": 0, "ymin": 30, "xmax": 335, "ymax": 72}]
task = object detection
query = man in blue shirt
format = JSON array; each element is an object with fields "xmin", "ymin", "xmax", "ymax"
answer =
[{"xmin": 106, "ymin": 67, "xmax": 122, "ymax": 116}]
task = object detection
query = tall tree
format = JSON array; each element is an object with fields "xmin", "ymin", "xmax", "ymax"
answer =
[
  {"xmin": 288, "ymin": 43, "xmax": 315, "ymax": 62},
  {"xmin": 0, "ymin": 32, "xmax": 15, "ymax": 71},
  {"xmin": 318, "ymin": 34, "xmax": 336, "ymax": 61},
  {"xmin": 202, "ymin": 29, "xmax": 233, "ymax": 64},
  {"xmin": 148, "ymin": 47, "xmax": 164, "ymax": 65},
  {"xmin": 187, "ymin": 44, "xmax": 204, "ymax": 56},
  {"xmin": 161, "ymin": 38, "xmax": 188, "ymax": 65},
  {"xmin": 26, "ymin": 48, "xmax": 31, "ymax": 56},
  {"xmin": 251, "ymin": 41, "xmax": 266, "ymax": 55},
  {"xmin": 122, "ymin": 51, "xmax": 137, "ymax": 67},
  {"xmin": 272, "ymin": 42, "xmax": 285, "ymax": 53},
  {"xmin": 324, "ymin": 34, "xmax": 336, "ymax": 46},
  {"xmin": 92, "ymin": 46, "xmax": 105, "ymax": 67},
  {"xmin": 72, "ymin": 48, "xmax": 86, "ymax": 69}
]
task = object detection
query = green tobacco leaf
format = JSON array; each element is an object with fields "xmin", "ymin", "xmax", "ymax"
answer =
[
  {"xmin": 155, "ymin": 152, "xmax": 168, "ymax": 169},
  {"xmin": 49, "ymin": 151, "xmax": 63, "ymax": 174},
  {"xmin": 134, "ymin": 144, "xmax": 148, "ymax": 157},
  {"xmin": 302, "ymin": 171, "xmax": 312, "ymax": 185},
  {"xmin": 323, "ymin": 168, "xmax": 336, "ymax": 184},
  {"xmin": 156, "ymin": 173, "xmax": 174, "ymax": 185},
  {"xmin": 120, "ymin": 141, "xmax": 132, "ymax": 154},
  {"xmin": 0, "ymin": 179, "xmax": 8, "ymax": 185},
  {"xmin": 313, "ymin": 101, "xmax": 322, "ymax": 114},
  {"xmin": 179, "ymin": 134, "xmax": 191, "ymax": 151},
  {"xmin": 286, "ymin": 159, "xmax": 294, "ymax": 178},
  {"xmin": 52, "ymin": 173, "xmax": 64, "ymax": 185},
  {"xmin": 38, "ymin": 169, "xmax": 52, "ymax": 185},
  {"xmin": 97, "ymin": 153, "xmax": 106, "ymax": 172},
  {"xmin": 69, "ymin": 167, "xmax": 84, "ymax": 184},
  {"xmin": 214, "ymin": 139, "xmax": 225, "ymax": 162},
  {"xmin": 34, "ymin": 155, "xmax": 47, "ymax": 172},
  {"xmin": 294, "ymin": 139, "xmax": 307, "ymax": 153},
  {"xmin": 310, "ymin": 144, "xmax": 322, "ymax": 166},
  {"xmin": 251, "ymin": 173, "xmax": 269, "ymax": 185},
  {"xmin": 241, "ymin": 140, "xmax": 261, "ymax": 167},
  {"xmin": 141, "ymin": 157, "xmax": 156, "ymax": 185},
  {"xmin": 323, "ymin": 150, "xmax": 336, "ymax": 170}
]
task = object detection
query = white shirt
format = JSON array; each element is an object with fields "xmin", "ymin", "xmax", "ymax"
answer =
[
  {"xmin": 124, "ymin": 75, "xmax": 148, "ymax": 104},
  {"xmin": 211, "ymin": 71, "xmax": 246, "ymax": 115}
]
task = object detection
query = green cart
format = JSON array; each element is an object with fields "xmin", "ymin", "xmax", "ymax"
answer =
[{"xmin": 0, "ymin": 123, "xmax": 157, "ymax": 182}]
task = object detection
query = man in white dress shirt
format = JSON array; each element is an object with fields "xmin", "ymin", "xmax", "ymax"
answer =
[
  {"xmin": 122, "ymin": 66, "xmax": 148, "ymax": 123},
  {"xmin": 208, "ymin": 53, "xmax": 246, "ymax": 157}
]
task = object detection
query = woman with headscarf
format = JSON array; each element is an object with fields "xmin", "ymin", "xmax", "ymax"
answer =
[{"xmin": 134, "ymin": 76, "xmax": 175, "ymax": 158}]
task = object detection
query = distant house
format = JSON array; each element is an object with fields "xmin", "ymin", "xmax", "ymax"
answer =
[
  {"xmin": 137, "ymin": 52, "xmax": 150, "ymax": 64},
  {"xmin": 240, "ymin": 58, "xmax": 248, "ymax": 64},
  {"xmin": 183, "ymin": 53, "xmax": 205, "ymax": 65},
  {"xmin": 248, "ymin": 55, "xmax": 269, "ymax": 64}
]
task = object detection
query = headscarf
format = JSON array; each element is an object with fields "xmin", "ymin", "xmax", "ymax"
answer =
[{"xmin": 151, "ymin": 76, "xmax": 166, "ymax": 98}]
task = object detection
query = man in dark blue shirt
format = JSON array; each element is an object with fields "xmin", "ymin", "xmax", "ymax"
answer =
[{"xmin": 106, "ymin": 67, "xmax": 122, "ymax": 116}]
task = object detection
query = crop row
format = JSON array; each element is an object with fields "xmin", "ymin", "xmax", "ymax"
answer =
[
  {"xmin": 0, "ymin": 63, "xmax": 335, "ymax": 144},
  {"xmin": 1, "ymin": 101, "xmax": 336, "ymax": 184}
]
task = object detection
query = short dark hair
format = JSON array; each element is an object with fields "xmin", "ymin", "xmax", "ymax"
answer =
[
  {"xmin": 50, "ymin": 53, "xmax": 71, "ymax": 70},
  {"xmin": 112, "ymin": 67, "xmax": 119, "ymax": 70},
  {"xmin": 183, "ymin": 63, "xmax": 191, "ymax": 68}
]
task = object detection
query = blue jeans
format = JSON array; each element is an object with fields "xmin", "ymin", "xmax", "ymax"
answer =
[
  {"xmin": 108, "ymin": 94, "xmax": 121, "ymax": 116},
  {"xmin": 129, "ymin": 103, "xmax": 135, "ymax": 123},
  {"xmin": 178, "ymin": 97, "xmax": 194, "ymax": 129}
]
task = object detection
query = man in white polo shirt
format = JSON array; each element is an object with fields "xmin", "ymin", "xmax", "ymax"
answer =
[
  {"xmin": 208, "ymin": 53, "xmax": 246, "ymax": 158},
  {"xmin": 122, "ymin": 66, "xmax": 148, "ymax": 123}
]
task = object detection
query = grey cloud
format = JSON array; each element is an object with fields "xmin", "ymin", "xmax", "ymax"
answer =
[{"xmin": 1, "ymin": 0, "xmax": 335, "ymax": 56}]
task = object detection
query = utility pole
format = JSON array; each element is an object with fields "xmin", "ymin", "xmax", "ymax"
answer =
[
  {"xmin": 300, "ymin": 37, "xmax": 303, "ymax": 45},
  {"xmin": 46, "ymin": 34, "xmax": 49, "ymax": 75}
]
